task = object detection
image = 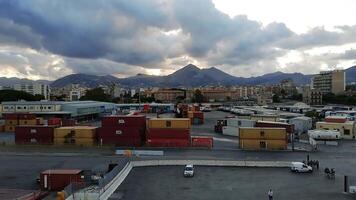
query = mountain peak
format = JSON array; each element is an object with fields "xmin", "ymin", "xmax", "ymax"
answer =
[{"xmin": 183, "ymin": 64, "xmax": 200, "ymax": 71}]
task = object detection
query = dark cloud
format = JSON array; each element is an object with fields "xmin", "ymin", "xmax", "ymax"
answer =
[{"xmin": 0, "ymin": 0, "xmax": 355, "ymax": 79}]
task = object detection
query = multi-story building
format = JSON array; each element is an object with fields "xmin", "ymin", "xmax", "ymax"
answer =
[
  {"xmin": 311, "ymin": 70, "xmax": 345, "ymax": 94},
  {"xmin": 200, "ymin": 88, "xmax": 229, "ymax": 102},
  {"xmin": 302, "ymin": 88, "xmax": 322, "ymax": 105},
  {"xmin": 13, "ymin": 83, "xmax": 51, "ymax": 100},
  {"xmin": 153, "ymin": 89, "xmax": 185, "ymax": 102}
]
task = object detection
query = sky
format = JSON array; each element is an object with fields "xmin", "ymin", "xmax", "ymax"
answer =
[{"xmin": 0, "ymin": 0, "xmax": 356, "ymax": 80}]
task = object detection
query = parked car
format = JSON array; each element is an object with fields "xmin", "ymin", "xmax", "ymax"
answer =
[
  {"xmin": 183, "ymin": 164, "xmax": 194, "ymax": 177},
  {"xmin": 290, "ymin": 162, "xmax": 313, "ymax": 173}
]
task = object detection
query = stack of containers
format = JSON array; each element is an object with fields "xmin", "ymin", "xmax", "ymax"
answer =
[
  {"xmin": 255, "ymin": 121, "xmax": 294, "ymax": 141},
  {"xmin": 15, "ymin": 125, "xmax": 56, "ymax": 145},
  {"xmin": 18, "ymin": 113, "xmax": 37, "ymax": 126},
  {"xmin": 97, "ymin": 115, "xmax": 146, "ymax": 147},
  {"xmin": 188, "ymin": 111, "xmax": 204, "ymax": 125},
  {"xmin": 222, "ymin": 118, "xmax": 256, "ymax": 137},
  {"xmin": 36, "ymin": 117, "xmax": 44, "ymax": 125},
  {"xmin": 54, "ymin": 126, "xmax": 97, "ymax": 146},
  {"xmin": 146, "ymin": 118, "xmax": 191, "ymax": 147},
  {"xmin": 4, "ymin": 113, "xmax": 19, "ymax": 132}
]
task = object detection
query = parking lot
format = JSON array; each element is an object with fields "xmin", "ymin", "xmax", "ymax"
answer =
[{"xmin": 113, "ymin": 166, "xmax": 352, "ymax": 200}]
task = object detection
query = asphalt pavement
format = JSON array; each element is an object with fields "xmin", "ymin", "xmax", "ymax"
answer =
[{"xmin": 114, "ymin": 166, "xmax": 353, "ymax": 200}]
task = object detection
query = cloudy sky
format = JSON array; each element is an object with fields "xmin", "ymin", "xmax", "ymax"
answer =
[{"xmin": 0, "ymin": 0, "xmax": 356, "ymax": 80}]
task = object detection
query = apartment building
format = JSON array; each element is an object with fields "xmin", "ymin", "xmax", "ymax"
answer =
[
  {"xmin": 13, "ymin": 83, "xmax": 51, "ymax": 100},
  {"xmin": 311, "ymin": 70, "xmax": 345, "ymax": 94},
  {"xmin": 302, "ymin": 88, "xmax": 322, "ymax": 105}
]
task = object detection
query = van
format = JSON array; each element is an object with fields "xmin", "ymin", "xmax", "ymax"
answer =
[{"xmin": 291, "ymin": 162, "xmax": 313, "ymax": 173}]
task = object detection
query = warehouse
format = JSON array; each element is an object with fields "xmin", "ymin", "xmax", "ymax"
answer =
[
  {"xmin": 0, "ymin": 101, "xmax": 116, "ymax": 121},
  {"xmin": 239, "ymin": 127, "xmax": 288, "ymax": 150}
]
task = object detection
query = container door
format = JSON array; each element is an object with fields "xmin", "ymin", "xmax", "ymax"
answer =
[
  {"xmin": 260, "ymin": 141, "xmax": 267, "ymax": 150},
  {"xmin": 44, "ymin": 175, "xmax": 48, "ymax": 189}
]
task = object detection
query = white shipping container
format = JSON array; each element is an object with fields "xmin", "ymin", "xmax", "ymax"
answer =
[
  {"xmin": 308, "ymin": 130, "xmax": 341, "ymax": 140},
  {"xmin": 226, "ymin": 118, "xmax": 255, "ymax": 128},
  {"xmin": 222, "ymin": 126, "xmax": 239, "ymax": 137}
]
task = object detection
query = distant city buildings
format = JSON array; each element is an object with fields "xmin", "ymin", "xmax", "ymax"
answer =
[
  {"xmin": 13, "ymin": 83, "xmax": 51, "ymax": 100},
  {"xmin": 311, "ymin": 70, "xmax": 345, "ymax": 95}
]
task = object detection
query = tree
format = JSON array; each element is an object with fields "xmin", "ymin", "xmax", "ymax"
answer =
[
  {"xmin": 80, "ymin": 87, "xmax": 111, "ymax": 102},
  {"xmin": 272, "ymin": 94, "xmax": 281, "ymax": 103},
  {"xmin": 192, "ymin": 89, "xmax": 205, "ymax": 103},
  {"xmin": 0, "ymin": 90, "xmax": 45, "ymax": 103}
]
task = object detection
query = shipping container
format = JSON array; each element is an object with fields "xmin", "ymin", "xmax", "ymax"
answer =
[
  {"xmin": 239, "ymin": 139, "xmax": 287, "ymax": 150},
  {"xmin": 146, "ymin": 128, "xmax": 190, "ymax": 139},
  {"xmin": 250, "ymin": 115, "xmax": 278, "ymax": 122},
  {"xmin": 54, "ymin": 126, "xmax": 97, "ymax": 138},
  {"xmin": 48, "ymin": 118, "xmax": 62, "ymax": 126},
  {"xmin": 3, "ymin": 113, "xmax": 18, "ymax": 120},
  {"xmin": 15, "ymin": 125, "xmax": 55, "ymax": 145},
  {"xmin": 97, "ymin": 136, "xmax": 142, "ymax": 147},
  {"xmin": 4, "ymin": 125, "xmax": 15, "ymax": 132},
  {"xmin": 146, "ymin": 138, "xmax": 190, "ymax": 147},
  {"xmin": 325, "ymin": 116, "xmax": 347, "ymax": 123},
  {"xmin": 255, "ymin": 121, "xmax": 294, "ymax": 134},
  {"xmin": 147, "ymin": 118, "xmax": 191, "ymax": 129},
  {"xmin": 227, "ymin": 118, "xmax": 256, "ymax": 128},
  {"xmin": 36, "ymin": 117, "xmax": 44, "ymax": 125},
  {"xmin": 18, "ymin": 113, "xmax": 36, "ymax": 120},
  {"xmin": 191, "ymin": 117, "xmax": 204, "ymax": 125},
  {"xmin": 19, "ymin": 119, "xmax": 37, "ymax": 126},
  {"xmin": 97, "ymin": 126, "xmax": 144, "ymax": 138},
  {"xmin": 54, "ymin": 138, "xmax": 96, "ymax": 146},
  {"xmin": 5, "ymin": 120, "xmax": 18, "ymax": 126},
  {"xmin": 0, "ymin": 125, "xmax": 4, "ymax": 132},
  {"xmin": 40, "ymin": 169, "xmax": 84, "ymax": 191},
  {"xmin": 101, "ymin": 115, "xmax": 146, "ymax": 127},
  {"xmin": 222, "ymin": 126, "xmax": 239, "ymax": 137},
  {"xmin": 191, "ymin": 136, "xmax": 213, "ymax": 149},
  {"xmin": 62, "ymin": 119, "xmax": 76, "ymax": 126},
  {"xmin": 239, "ymin": 127, "xmax": 287, "ymax": 140}
]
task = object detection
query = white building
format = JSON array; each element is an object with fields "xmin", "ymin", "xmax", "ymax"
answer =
[
  {"xmin": 289, "ymin": 116, "xmax": 313, "ymax": 135},
  {"xmin": 70, "ymin": 90, "xmax": 82, "ymax": 101},
  {"xmin": 13, "ymin": 83, "xmax": 50, "ymax": 100}
]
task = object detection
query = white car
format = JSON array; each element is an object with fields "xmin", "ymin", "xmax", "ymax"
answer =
[
  {"xmin": 183, "ymin": 164, "xmax": 194, "ymax": 177},
  {"xmin": 291, "ymin": 162, "xmax": 313, "ymax": 173}
]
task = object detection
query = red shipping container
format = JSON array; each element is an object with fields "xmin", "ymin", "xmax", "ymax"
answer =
[
  {"xmin": 191, "ymin": 136, "xmax": 213, "ymax": 149},
  {"xmin": 15, "ymin": 126, "xmax": 54, "ymax": 145},
  {"xmin": 62, "ymin": 119, "xmax": 76, "ymax": 126},
  {"xmin": 146, "ymin": 128, "xmax": 190, "ymax": 139},
  {"xmin": 101, "ymin": 115, "xmax": 146, "ymax": 127},
  {"xmin": 48, "ymin": 118, "xmax": 62, "ymax": 126},
  {"xmin": 325, "ymin": 117, "xmax": 347, "ymax": 123},
  {"xmin": 97, "ymin": 136, "xmax": 142, "ymax": 147},
  {"xmin": 40, "ymin": 169, "xmax": 84, "ymax": 191},
  {"xmin": 3, "ymin": 113, "xmax": 18, "ymax": 120},
  {"xmin": 97, "ymin": 126, "xmax": 144, "ymax": 138},
  {"xmin": 255, "ymin": 121, "xmax": 294, "ymax": 134},
  {"xmin": 146, "ymin": 138, "xmax": 190, "ymax": 147},
  {"xmin": 18, "ymin": 113, "xmax": 36, "ymax": 120}
]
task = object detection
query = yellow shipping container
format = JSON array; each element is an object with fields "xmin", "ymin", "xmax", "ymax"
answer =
[
  {"xmin": 19, "ymin": 119, "xmax": 37, "ymax": 126},
  {"xmin": 5, "ymin": 120, "xmax": 18, "ymax": 126},
  {"xmin": 187, "ymin": 111, "xmax": 194, "ymax": 118},
  {"xmin": 54, "ymin": 126, "xmax": 97, "ymax": 138},
  {"xmin": 148, "ymin": 118, "xmax": 191, "ymax": 129},
  {"xmin": 239, "ymin": 127, "xmax": 287, "ymax": 140},
  {"xmin": 4, "ymin": 125, "xmax": 15, "ymax": 132},
  {"xmin": 239, "ymin": 139, "xmax": 287, "ymax": 150},
  {"xmin": 54, "ymin": 138, "xmax": 96, "ymax": 146}
]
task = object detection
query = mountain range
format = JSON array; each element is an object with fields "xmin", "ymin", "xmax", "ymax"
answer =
[{"xmin": 1, "ymin": 64, "xmax": 356, "ymax": 88}]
